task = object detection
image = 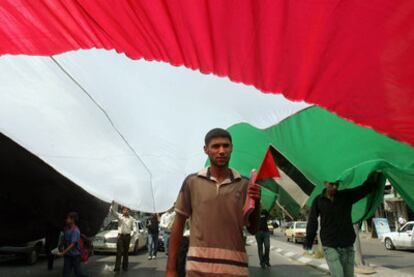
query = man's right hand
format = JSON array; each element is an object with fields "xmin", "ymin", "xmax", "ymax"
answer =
[{"xmin": 165, "ymin": 270, "xmax": 178, "ymax": 277}]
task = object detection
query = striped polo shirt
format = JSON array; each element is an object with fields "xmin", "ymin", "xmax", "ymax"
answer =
[{"xmin": 175, "ymin": 167, "xmax": 249, "ymax": 277}]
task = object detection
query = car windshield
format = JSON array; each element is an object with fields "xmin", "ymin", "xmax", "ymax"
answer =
[
  {"xmin": 401, "ymin": 224, "xmax": 413, "ymax": 232},
  {"xmin": 296, "ymin": 223, "xmax": 307, "ymax": 229},
  {"xmin": 104, "ymin": 221, "xmax": 118, "ymax": 231}
]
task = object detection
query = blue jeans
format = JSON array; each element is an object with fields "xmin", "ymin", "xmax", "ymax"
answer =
[
  {"xmin": 323, "ymin": 246, "xmax": 355, "ymax": 277},
  {"xmin": 255, "ymin": 231, "xmax": 270, "ymax": 265},
  {"xmin": 163, "ymin": 232, "xmax": 171, "ymax": 255},
  {"xmin": 63, "ymin": 255, "xmax": 88, "ymax": 277},
  {"xmin": 148, "ymin": 233, "xmax": 159, "ymax": 257}
]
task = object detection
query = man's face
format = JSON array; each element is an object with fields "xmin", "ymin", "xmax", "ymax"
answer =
[
  {"xmin": 324, "ymin": 181, "xmax": 339, "ymax": 195},
  {"xmin": 204, "ymin": 137, "xmax": 233, "ymax": 168},
  {"xmin": 122, "ymin": 207, "xmax": 129, "ymax": 216}
]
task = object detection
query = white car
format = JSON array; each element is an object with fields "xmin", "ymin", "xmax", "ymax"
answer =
[
  {"xmin": 93, "ymin": 220, "xmax": 148, "ymax": 254},
  {"xmin": 285, "ymin": 221, "xmax": 307, "ymax": 243},
  {"xmin": 0, "ymin": 238, "xmax": 45, "ymax": 265},
  {"xmin": 382, "ymin": 221, "xmax": 414, "ymax": 250}
]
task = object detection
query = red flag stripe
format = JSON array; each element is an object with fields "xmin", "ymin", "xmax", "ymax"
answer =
[
  {"xmin": 1, "ymin": 1, "xmax": 413, "ymax": 146},
  {"xmin": 257, "ymin": 148, "xmax": 280, "ymax": 181}
]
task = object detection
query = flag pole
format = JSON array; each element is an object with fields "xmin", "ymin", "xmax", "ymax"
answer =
[{"xmin": 276, "ymin": 201, "xmax": 294, "ymax": 221}]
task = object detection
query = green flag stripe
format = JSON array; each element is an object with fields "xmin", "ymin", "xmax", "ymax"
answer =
[{"xmin": 228, "ymin": 106, "xmax": 414, "ymax": 222}]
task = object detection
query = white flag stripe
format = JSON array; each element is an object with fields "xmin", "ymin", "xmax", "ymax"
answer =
[
  {"xmin": 273, "ymin": 169, "xmax": 309, "ymax": 207},
  {"xmin": 0, "ymin": 49, "xmax": 311, "ymax": 211}
]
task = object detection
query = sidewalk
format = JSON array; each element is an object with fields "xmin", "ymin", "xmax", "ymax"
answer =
[{"xmin": 247, "ymin": 236, "xmax": 413, "ymax": 277}]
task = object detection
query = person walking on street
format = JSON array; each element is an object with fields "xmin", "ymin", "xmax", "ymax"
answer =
[
  {"xmin": 148, "ymin": 213, "xmax": 160, "ymax": 260},
  {"xmin": 255, "ymin": 208, "xmax": 271, "ymax": 269},
  {"xmin": 304, "ymin": 173, "xmax": 381, "ymax": 277},
  {"xmin": 160, "ymin": 206, "xmax": 176, "ymax": 256},
  {"xmin": 110, "ymin": 202, "xmax": 134, "ymax": 272},
  {"xmin": 58, "ymin": 212, "xmax": 88, "ymax": 277},
  {"xmin": 166, "ymin": 128, "xmax": 262, "ymax": 277}
]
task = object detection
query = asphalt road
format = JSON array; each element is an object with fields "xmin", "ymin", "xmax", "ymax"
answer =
[
  {"xmin": 0, "ymin": 243, "xmax": 327, "ymax": 277},
  {"xmin": 272, "ymin": 231, "xmax": 414, "ymax": 275}
]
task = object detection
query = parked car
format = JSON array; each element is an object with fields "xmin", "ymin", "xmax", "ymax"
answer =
[
  {"xmin": 285, "ymin": 221, "xmax": 307, "ymax": 243},
  {"xmin": 382, "ymin": 221, "xmax": 414, "ymax": 250},
  {"xmin": 93, "ymin": 219, "xmax": 148, "ymax": 254},
  {"xmin": 0, "ymin": 238, "xmax": 45, "ymax": 265}
]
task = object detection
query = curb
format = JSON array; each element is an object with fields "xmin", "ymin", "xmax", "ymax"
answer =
[{"xmin": 248, "ymin": 237, "xmax": 413, "ymax": 277}]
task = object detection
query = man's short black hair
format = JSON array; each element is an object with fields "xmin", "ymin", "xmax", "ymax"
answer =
[
  {"xmin": 67, "ymin": 212, "xmax": 79, "ymax": 225},
  {"xmin": 204, "ymin": 128, "xmax": 232, "ymax": 146}
]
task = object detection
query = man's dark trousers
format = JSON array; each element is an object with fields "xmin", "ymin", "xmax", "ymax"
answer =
[
  {"xmin": 255, "ymin": 231, "xmax": 270, "ymax": 266},
  {"xmin": 115, "ymin": 234, "xmax": 131, "ymax": 271},
  {"xmin": 45, "ymin": 226, "xmax": 60, "ymax": 270}
]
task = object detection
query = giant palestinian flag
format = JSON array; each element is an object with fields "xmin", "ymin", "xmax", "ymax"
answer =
[{"xmin": 0, "ymin": 1, "xmax": 414, "ymax": 213}]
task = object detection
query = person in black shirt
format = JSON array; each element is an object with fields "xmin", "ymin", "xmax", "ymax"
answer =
[
  {"xmin": 147, "ymin": 214, "xmax": 160, "ymax": 260},
  {"xmin": 304, "ymin": 173, "xmax": 380, "ymax": 277},
  {"xmin": 255, "ymin": 209, "xmax": 270, "ymax": 269}
]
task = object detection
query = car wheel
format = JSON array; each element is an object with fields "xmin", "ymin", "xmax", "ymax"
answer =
[
  {"xmin": 384, "ymin": 238, "xmax": 395, "ymax": 250},
  {"xmin": 26, "ymin": 247, "xmax": 40, "ymax": 265}
]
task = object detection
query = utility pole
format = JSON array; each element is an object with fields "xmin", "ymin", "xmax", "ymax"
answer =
[
  {"xmin": 354, "ymin": 223, "xmax": 376, "ymax": 274},
  {"xmin": 313, "ymin": 218, "xmax": 324, "ymax": 258},
  {"xmin": 353, "ymin": 223, "xmax": 365, "ymax": 266}
]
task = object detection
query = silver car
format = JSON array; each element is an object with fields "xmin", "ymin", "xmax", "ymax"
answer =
[
  {"xmin": 0, "ymin": 238, "xmax": 45, "ymax": 265},
  {"xmin": 93, "ymin": 220, "xmax": 148, "ymax": 254},
  {"xmin": 382, "ymin": 221, "xmax": 414, "ymax": 250}
]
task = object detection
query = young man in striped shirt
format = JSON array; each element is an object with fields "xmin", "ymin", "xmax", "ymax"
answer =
[{"xmin": 166, "ymin": 128, "xmax": 261, "ymax": 277}]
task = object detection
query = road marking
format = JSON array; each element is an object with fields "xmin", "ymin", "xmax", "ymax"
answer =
[
  {"xmin": 297, "ymin": 257, "xmax": 312, "ymax": 264},
  {"xmin": 284, "ymin": 251, "xmax": 296, "ymax": 257}
]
